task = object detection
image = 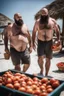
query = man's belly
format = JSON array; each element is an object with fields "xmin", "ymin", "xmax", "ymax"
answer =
[
  {"xmin": 10, "ymin": 40, "xmax": 27, "ymax": 52},
  {"xmin": 38, "ymin": 35, "xmax": 52, "ymax": 41}
]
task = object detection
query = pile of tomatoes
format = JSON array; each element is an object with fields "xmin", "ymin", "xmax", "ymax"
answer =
[
  {"xmin": 52, "ymin": 42, "xmax": 61, "ymax": 51},
  {"xmin": 56, "ymin": 62, "xmax": 64, "ymax": 71},
  {"xmin": 0, "ymin": 71, "xmax": 60, "ymax": 96},
  {"xmin": 57, "ymin": 62, "xmax": 64, "ymax": 67}
]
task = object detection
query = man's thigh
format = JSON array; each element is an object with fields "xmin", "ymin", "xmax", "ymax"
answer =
[{"xmin": 10, "ymin": 48, "xmax": 20, "ymax": 65}]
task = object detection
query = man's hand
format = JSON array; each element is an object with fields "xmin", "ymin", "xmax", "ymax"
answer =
[
  {"xmin": 33, "ymin": 43, "xmax": 36, "ymax": 51},
  {"xmin": 29, "ymin": 47, "xmax": 32, "ymax": 53},
  {"xmin": 5, "ymin": 48, "xmax": 9, "ymax": 54}
]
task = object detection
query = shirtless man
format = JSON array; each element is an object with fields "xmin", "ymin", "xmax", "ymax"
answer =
[
  {"xmin": 4, "ymin": 13, "xmax": 32, "ymax": 72},
  {"xmin": 32, "ymin": 8, "xmax": 61, "ymax": 76}
]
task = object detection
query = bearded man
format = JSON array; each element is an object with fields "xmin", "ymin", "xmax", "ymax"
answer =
[
  {"xmin": 32, "ymin": 8, "xmax": 61, "ymax": 76},
  {"xmin": 4, "ymin": 13, "xmax": 32, "ymax": 72}
]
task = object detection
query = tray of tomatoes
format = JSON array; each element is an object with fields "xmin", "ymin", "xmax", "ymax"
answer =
[
  {"xmin": 56, "ymin": 62, "xmax": 64, "ymax": 71},
  {"xmin": 0, "ymin": 69, "xmax": 64, "ymax": 96}
]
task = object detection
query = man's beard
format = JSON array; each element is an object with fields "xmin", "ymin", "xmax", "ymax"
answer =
[
  {"xmin": 15, "ymin": 19, "xmax": 24, "ymax": 26},
  {"xmin": 40, "ymin": 15, "xmax": 49, "ymax": 24}
]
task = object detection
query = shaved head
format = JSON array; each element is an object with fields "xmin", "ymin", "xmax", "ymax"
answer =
[
  {"xmin": 14, "ymin": 13, "xmax": 23, "ymax": 26},
  {"xmin": 14, "ymin": 13, "xmax": 22, "ymax": 20},
  {"xmin": 41, "ymin": 8, "xmax": 48, "ymax": 16}
]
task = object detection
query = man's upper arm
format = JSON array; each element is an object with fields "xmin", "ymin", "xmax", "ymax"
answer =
[
  {"xmin": 3, "ymin": 27, "xmax": 7, "ymax": 36},
  {"xmin": 33, "ymin": 21, "xmax": 38, "ymax": 33}
]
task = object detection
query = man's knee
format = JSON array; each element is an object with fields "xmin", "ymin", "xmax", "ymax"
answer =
[
  {"xmin": 15, "ymin": 64, "xmax": 21, "ymax": 71},
  {"xmin": 38, "ymin": 57, "xmax": 43, "ymax": 64},
  {"xmin": 46, "ymin": 58, "xmax": 51, "ymax": 64},
  {"xmin": 23, "ymin": 64, "xmax": 30, "ymax": 72},
  {"xmin": 24, "ymin": 64, "xmax": 30, "ymax": 68}
]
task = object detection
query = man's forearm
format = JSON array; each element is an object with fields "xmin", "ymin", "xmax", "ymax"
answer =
[
  {"xmin": 32, "ymin": 31, "xmax": 36, "ymax": 46},
  {"xmin": 4, "ymin": 37, "xmax": 8, "ymax": 49},
  {"xmin": 56, "ymin": 31, "xmax": 60, "ymax": 41}
]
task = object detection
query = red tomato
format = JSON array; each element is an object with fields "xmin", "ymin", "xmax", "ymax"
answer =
[
  {"xmin": 40, "ymin": 92, "xmax": 48, "ymax": 96},
  {"xmin": 6, "ymin": 83, "xmax": 14, "ymax": 89},
  {"xmin": 31, "ymin": 85, "xmax": 37, "ymax": 90},
  {"xmin": 47, "ymin": 88, "xmax": 53, "ymax": 93},
  {"xmin": 14, "ymin": 82, "xmax": 20, "ymax": 89},
  {"xmin": 40, "ymin": 85, "xmax": 46, "ymax": 90},
  {"xmin": 46, "ymin": 85, "xmax": 52, "ymax": 89},
  {"xmin": 27, "ymin": 80, "xmax": 32, "ymax": 86},
  {"xmin": 33, "ymin": 77, "xmax": 39, "ymax": 81},
  {"xmin": 41, "ymin": 78, "xmax": 48, "ymax": 83},
  {"xmin": 33, "ymin": 89, "xmax": 41, "ymax": 95},
  {"xmin": 7, "ymin": 78, "xmax": 12, "ymax": 84},
  {"xmin": 18, "ymin": 87, "xmax": 26, "ymax": 92},
  {"xmin": 26, "ymin": 88, "xmax": 33, "ymax": 94},
  {"xmin": 52, "ymin": 81, "xmax": 60, "ymax": 88},
  {"xmin": 50, "ymin": 78, "xmax": 56, "ymax": 84}
]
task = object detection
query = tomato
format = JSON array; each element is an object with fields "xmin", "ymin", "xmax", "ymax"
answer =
[
  {"xmin": 46, "ymin": 85, "xmax": 52, "ymax": 89},
  {"xmin": 41, "ymin": 78, "xmax": 48, "ymax": 83},
  {"xmin": 6, "ymin": 83, "xmax": 14, "ymax": 89},
  {"xmin": 0, "ymin": 83, "xmax": 2, "ymax": 85},
  {"xmin": 33, "ymin": 81, "xmax": 38, "ymax": 85},
  {"xmin": 42, "ymin": 83, "xmax": 47, "ymax": 87},
  {"xmin": 18, "ymin": 87, "xmax": 26, "ymax": 92},
  {"xmin": 26, "ymin": 88, "xmax": 33, "ymax": 94},
  {"xmin": 33, "ymin": 89, "xmax": 41, "ymax": 95},
  {"xmin": 40, "ymin": 85, "xmax": 46, "ymax": 90},
  {"xmin": 14, "ymin": 82, "xmax": 20, "ymax": 89},
  {"xmin": 31, "ymin": 85, "xmax": 38, "ymax": 90},
  {"xmin": 14, "ymin": 73, "xmax": 21, "ymax": 76},
  {"xmin": 20, "ymin": 81, "xmax": 26, "ymax": 87},
  {"xmin": 0, "ymin": 79, "xmax": 2, "ymax": 83},
  {"xmin": 40, "ymin": 92, "xmax": 48, "ymax": 96},
  {"xmin": 50, "ymin": 78, "xmax": 56, "ymax": 84},
  {"xmin": 27, "ymin": 80, "xmax": 32, "ymax": 86},
  {"xmin": 33, "ymin": 77, "xmax": 39, "ymax": 81},
  {"xmin": 7, "ymin": 78, "xmax": 12, "ymax": 84},
  {"xmin": 47, "ymin": 88, "xmax": 53, "ymax": 93},
  {"xmin": 52, "ymin": 81, "xmax": 60, "ymax": 88}
]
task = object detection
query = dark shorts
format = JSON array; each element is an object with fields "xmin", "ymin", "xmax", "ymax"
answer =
[
  {"xmin": 37, "ymin": 39, "xmax": 53, "ymax": 59},
  {"xmin": 10, "ymin": 47, "xmax": 30, "ymax": 65}
]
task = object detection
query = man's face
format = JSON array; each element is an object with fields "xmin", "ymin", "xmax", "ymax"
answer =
[{"xmin": 14, "ymin": 14, "xmax": 23, "ymax": 26}]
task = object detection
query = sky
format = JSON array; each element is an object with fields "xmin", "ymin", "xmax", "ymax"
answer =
[{"xmin": 0, "ymin": 0, "xmax": 62, "ymax": 30}]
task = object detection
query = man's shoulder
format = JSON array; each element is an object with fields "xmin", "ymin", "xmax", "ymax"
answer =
[
  {"xmin": 49, "ymin": 17, "xmax": 56, "ymax": 24},
  {"xmin": 36, "ymin": 19, "xmax": 40, "ymax": 23},
  {"xmin": 22, "ymin": 24, "xmax": 28, "ymax": 31},
  {"xmin": 22, "ymin": 24, "xmax": 27, "ymax": 28},
  {"xmin": 7, "ymin": 23, "xmax": 13, "ymax": 29},
  {"xmin": 34, "ymin": 19, "xmax": 40, "ymax": 26}
]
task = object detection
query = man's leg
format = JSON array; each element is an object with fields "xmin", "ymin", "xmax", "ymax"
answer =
[
  {"xmin": 10, "ymin": 48, "xmax": 21, "ymax": 71},
  {"xmin": 15, "ymin": 64, "xmax": 21, "ymax": 71},
  {"xmin": 21, "ymin": 48, "xmax": 30, "ymax": 72},
  {"xmin": 23, "ymin": 64, "xmax": 30, "ymax": 72},
  {"xmin": 45, "ymin": 58, "xmax": 51, "ymax": 76},
  {"xmin": 38, "ymin": 56, "xmax": 44, "ymax": 75}
]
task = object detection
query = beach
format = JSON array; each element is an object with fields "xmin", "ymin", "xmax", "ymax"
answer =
[{"xmin": 0, "ymin": 40, "xmax": 64, "ymax": 81}]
